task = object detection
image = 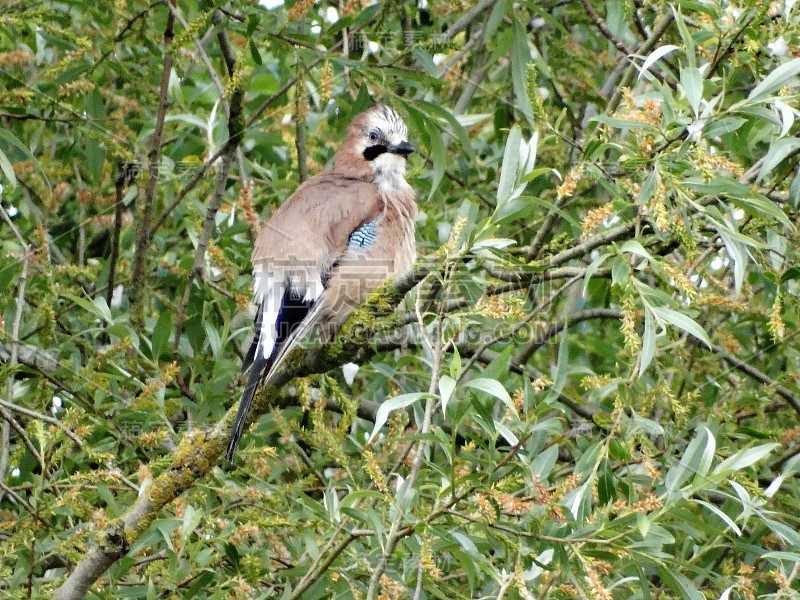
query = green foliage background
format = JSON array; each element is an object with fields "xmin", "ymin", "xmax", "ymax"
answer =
[{"xmin": 1, "ymin": 0, "xmax": 799, "ymax": 598}]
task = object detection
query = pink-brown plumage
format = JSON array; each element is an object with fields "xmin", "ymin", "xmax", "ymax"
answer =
[{"xmin": 228, "ymin": 104, "xmax": 417, "ymax": 460}]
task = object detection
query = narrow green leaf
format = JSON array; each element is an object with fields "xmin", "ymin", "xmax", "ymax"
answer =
[
  {"xmin": 619, "ymin": 240, "xmax": 653, "ymax": 261},
  {"xmin": 511, "ymin": 18, "xmax": 535, "ymax": 126},
  {"xmin": 484, "ymin": 0, "xmax": 511, "ymax": 40},
  {"xmin": 151, "ymin": 310, "xmax": 172, "ymax": 360},
  {"xmin": 249, "ymin": 39, "xmax": 262, "ymax": 65},
  {"xmin": 597, "ymin": 459, "xmax": 616, "ymax": 504},
  {"xmin": 590, "ymin": 114, "xmax": 656, "ymax": 130},
  {"xmin": 651, "ymin": 306, "xmax": 710, "ymax": 347},
  {"xmin": 0, "ymin": 148, "xmax": 16, "ymax": 187},
  {"xmin": 639, "ymin": 306, "xmax": 656, "ymax": 376},
  {"xmin": 62, "ymin": 293, "xmax": 114, "ymax": 325},
  {"xmin": 425, "ymin": 119, "xmax": 446, "ymax": 202},
  {"xmin": 712, "ymin": 443, "xmax": 779, "ymax": 475},
  {"xmin": 416, "ymin": 100, "xmax": 473, "ymax": 158},
  {"xmin": 764, "ymin": 518, "xmax": 800, "ymax": 546},
  {"xmin": 790, "ymin": 168, "xmax": 800, "ymax": 207},
  {"xmin": 369, "ymin": 393, "xmax": 429, "ymax": 441},
  {"xmin": 762, "ymin": 551, "xmax": 800, "ymax": 562},
  {"xmin": 545, "ymin": 323, "xmax": 570, "ymax": 403},
  {"xmin": 464, "ymin": 378, "xmax": 516, "ymax": 417},
  {"xmin": 450, "ymin": 346, "xmax": 462, "ymax": 381},
  {"xmin": 681, "ymin": 67, "xmax": 703, "ymax": 116},
  {"xmin": 660, "ymin": 566, "xmax": 704, "ymax": 600},
  {"xmin": 583, "ymin": 252, "xmax": 611, "ymax": 297},
  {"xmin": 748, "ymin": 57, "xmax": 800, "ymax": 101},
  {"xmin": 717, "ymin": 228, "xmax": 748, "ymax": 296},
  {"xmin": 496, "ymin": 124, "xmax": 521, "ymax": 206},
  {"xmin": 757, "ymin": 137, "xmax": 800, "ymax": 183},
  {"xmin": 204, "ymin": 322, "xmax": 222, "ymax": 357},
  {"xmin": 729, "ymin": 192, "xmax": 793, "ymax": 228},
  {"xmin": 693, "ymin": 500, "xmax": 741, "ymax": 536},
  {"xmin": 611, "ymin": 256, "xmax": 631, "ymax": 287},
  {"xmin": 670, "ymin": 6, "xmax": 695, "ymax": 68},
  {"xmin": 665, "ymin": 426, "xmax": 714, "ymax": 494},
  {"xmin": 495, "ymin": 421, "xmax": 518, "ymax": 446},
  {"xmin": 451, "ymin": 531, "xmax": 480, "ymax": 556},
  {"xmin": 704, "ymin": 116, "xmax": 746, "ymax": 138},
  {"xmin": 439, "ymin": 375, "xmax": 456, "ymax": 415},
  {"xmin": 637, "ymin": 44, "xmax": 680, "ymax": 80}
]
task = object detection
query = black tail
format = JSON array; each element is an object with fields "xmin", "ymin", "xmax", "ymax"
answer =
[
  {"xmin": 227, "ymin": 352, "xmax": 271, "ymax": 462},
  {"xmin": 226, "ymin": 289, "xmax": 314, "ymax": 462}
]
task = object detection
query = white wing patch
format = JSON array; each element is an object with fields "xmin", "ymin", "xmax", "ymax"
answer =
[
  {"xmin": 253, "ymin": 264, "xmax": 323, "ymax": 360},
  {"xmin": 253, "ymin": 265, "xmax": 280, "ymax": 360}
]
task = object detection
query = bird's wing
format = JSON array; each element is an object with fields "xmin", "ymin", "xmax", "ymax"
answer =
[
  {"xmin": 262, "ymin": 217, "xmax": 383, "ymax": 382},
  {"xmin": 265, "ymin": 196, "xmax": 416, "ymax": 392},
  {"xmin": 227, "ymin": 174, "xmax": 383, "ymax": 461}
]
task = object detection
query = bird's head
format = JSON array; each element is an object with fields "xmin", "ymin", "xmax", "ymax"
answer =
[{"xmin": 334, "ymin": 104, "xmax": 415, "ymax": 184}]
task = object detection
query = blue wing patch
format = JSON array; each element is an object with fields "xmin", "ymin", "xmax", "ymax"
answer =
[{"xmin": 349, "ymin": 219, "xmax": 379, "ymax": 249}]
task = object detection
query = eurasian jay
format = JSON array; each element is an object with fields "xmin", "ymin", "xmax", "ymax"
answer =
[{"xmin": 226, "ymin": 104, "xmax": 418, "ymax": 461}]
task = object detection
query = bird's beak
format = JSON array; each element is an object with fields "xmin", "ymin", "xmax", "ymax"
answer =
[{"xmin": 387, "ymin": 141, "xmax": 415, "ymax": 156}]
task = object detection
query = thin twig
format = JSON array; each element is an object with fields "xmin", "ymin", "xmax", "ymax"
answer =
[
  {"xmin": 0, "ymin": 398, "xmax": 84, "ymax": 447},
  {"xmin": 441, "ymin": 0, "xmax": 495, "ymax": 42},
  {"xmin": 295, "ymin": 64, "xmax": 309, "ymax": 183},
  {"xmin": 0, "ymin": 204, "xmax": 31, "ymax": 496},
  {"xmin": 168, "ymin": 5, "xmax": 229, "ymax": 113},
  {"xmin": 289, "ymin": 528, "xmax": 371, "ymax": 599},
  {"xmin": 129, "ymin": 1, "xmax": 176, "ymax": 326},
  {"xmin": 366, "ymin": 268, "xmax": 449, "ymax": 600},
  {"xmin": 580, "ymin": 0, "xmax": 631, "ymax": 56},
  {"xmin": 691, "ymin": 339, "xmax": 800, "ymax": 416},
  {"xmin": 457, "ymin": 275, "xmax": 583, "ymax": 385},
  {"xmin": 514, "ymin": 308, "xmax": 622, "ymax": 365},
  {"xmin": 0, "ymin": 481, "xmax": 36, "ymax": 515},
  {"xmin": 172, "ymin": 21, "xmax": 244, "ymax": 353}
]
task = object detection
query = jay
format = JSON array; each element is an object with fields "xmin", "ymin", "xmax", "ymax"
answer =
[{"xmin": 227, "ymin": 104, "xmax": 417, "ymax": 461}]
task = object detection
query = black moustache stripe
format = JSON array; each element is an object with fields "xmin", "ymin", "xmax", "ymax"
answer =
[{"xmin": 363, "ymin": 145, "xmax": 387, "ymax": 161}]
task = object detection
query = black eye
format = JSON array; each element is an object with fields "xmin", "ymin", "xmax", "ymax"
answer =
[{"xmin": 368, "ymin": 131, "xmax": 379, "ymax": 142}]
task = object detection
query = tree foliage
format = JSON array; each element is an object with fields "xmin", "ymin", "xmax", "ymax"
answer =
[{"xmin": 1, "ymin": 0, "xmax": 799, "ymax": 598}]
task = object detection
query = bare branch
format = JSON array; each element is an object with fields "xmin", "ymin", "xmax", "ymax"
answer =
[
  {"xmin": 691, "ymin": 339, "xmax": 800, "ymax": 416},
  {"xmin": 173, "ymin": 21, "xmax": 245, "ymax": 353},
  {"xmin": 129, "ymin": 1, "xmax": 177, "ymax": 326},
  {"xmin": 0, "ymin": 204, "xmax": 31, "ymax": 496},
  {"xmin": 514, "ymin": 308, "xmax": 623, "ymax": 365}
]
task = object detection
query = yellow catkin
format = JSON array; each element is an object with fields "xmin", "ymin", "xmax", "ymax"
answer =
[
  {"xmin": 586, "ymin": 563, "xmax": 613, "ymax": 600},
  {"xmin": 288, "ymin": 0, "xmax": 315, "ymax": 21},
  {"xmin": 476, "ymin": 294, "xmax": 525, "ymax": 320},
  {"xmin": 419, "ymin": 537, "xmax": 442, "ymax": 579},
  {"xmin": 319, "ymin": 61, "xmax": 333, "ymax": 105},
  {"xmin": 442, "ymin": 215, "xmax": 467, "ymax": 255},
  {"xmin": 0, "ymin": 49, "xmax": 34, "ymax": 68},
  {"xmin": 341, "ymin": 0, "xmax": 362, "ymax": 15},
  {"xmin": 377, "ymin": 574, "xmax": 405, "ymax": 600},
  {"xmin": 768, "ymin": 290, "xmax": 785, "ymax": 342},
  {"xmin": 362, "ymin": 449, "xmax": 388, "ymax": 492},
  {"xmin": 620, "ymin": 293, "xmax": 641, "ymax": 353},
  {"xmin": 581, "ymin": 202, "xmax": 614, "ymax": 237},
  {"xmin": 555, "ymin": 166, "xmax": 583, "ymax": 199}
]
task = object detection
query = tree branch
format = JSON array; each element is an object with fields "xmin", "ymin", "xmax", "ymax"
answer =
[
  {"xmin": 514, "ymin": 308, "xmax": 622, "ymax": 365},
  {"xmin": 173, "ymin": 20, "xmax": 244, "ymax": 353},
  {"xmin": 129, "ymin": 1, "xmax": 176, "ymax": 327},
  {"xmin": 51, "ymin": 262, "xmax": 433, "ymax": 599},
  {"xmin": 690, "ymin": 339, "xmax": 800, "ymax": 416}
]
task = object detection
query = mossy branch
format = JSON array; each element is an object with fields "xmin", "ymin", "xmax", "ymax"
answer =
[{"xmin": 51, "ymin": 264, "xmax": 431, "ymax": 600}]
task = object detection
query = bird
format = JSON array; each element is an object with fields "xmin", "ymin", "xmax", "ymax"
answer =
[{"xmin": 226, "ymin": 104, "xmax": 418, "ymax": 461}]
